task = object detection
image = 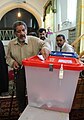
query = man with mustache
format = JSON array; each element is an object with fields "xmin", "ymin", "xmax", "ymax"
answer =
[
  {"xmin": 38, "ymin": 28, "xmax": 47, "ymax": 41},
  {"xmin": 38, "ymin": 28, "xmax": 52, "ymax": 50},
  {"xmin": 6, "ymin": 21, "xmax": 51, "ymax": 115},
  {"xmin": 55, "ymin": 34, "xmax": 74, "ymax": 52}
]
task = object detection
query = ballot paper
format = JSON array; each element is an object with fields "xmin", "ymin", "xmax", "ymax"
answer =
[{"xmin": 37, "ymin": 55, "xmax": 45, "ymax": 61}]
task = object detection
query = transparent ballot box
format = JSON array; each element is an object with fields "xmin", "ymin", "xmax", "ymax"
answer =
[{"xmin": 22, "ymin": 55, "xmax": 84, "ymax": 113}]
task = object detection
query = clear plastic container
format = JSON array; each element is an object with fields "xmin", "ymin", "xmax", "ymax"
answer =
[{"xmin": 22, "ymin": 55, "xmax": 84, "ymax": 113}]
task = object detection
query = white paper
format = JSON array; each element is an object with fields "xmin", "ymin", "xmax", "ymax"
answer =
[{"xmin": 37, "ymin": 55, "xmax": 45, "ymax": 61}]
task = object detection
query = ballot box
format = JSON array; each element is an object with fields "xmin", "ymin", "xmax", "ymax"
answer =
[{"xmin": 22, "ymin": 55, "xmax": 84, "ymax": 113}]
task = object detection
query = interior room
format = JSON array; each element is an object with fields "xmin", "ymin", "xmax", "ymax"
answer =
[{"xmin": 0, "ymin": 0, "xmax": 84, "ymax": 120}]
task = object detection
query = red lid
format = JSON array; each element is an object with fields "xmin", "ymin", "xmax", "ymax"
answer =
[{"xmin": 22, "ymin": 55, "xmax": 84, "ymax": 71}]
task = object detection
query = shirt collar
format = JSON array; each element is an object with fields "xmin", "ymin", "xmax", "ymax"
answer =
[{"xmin": 14, "ymin": 36, "xmax": 28, "ymax": 45}]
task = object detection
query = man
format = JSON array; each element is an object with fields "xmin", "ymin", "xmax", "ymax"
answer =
[
  {"xmin": 0, "ymin": 41, "xmax": 9, "ymax": 96},
  {"xmin": 55, "ymin": 34, "xmax": 74, "ymax": 52},
  {"xmin": 38, "ymin": 28, "xmax": 53, "ymax": 50},
  {"xmin": 6, "ymin": 21, "xmax": 51, "ymax": 114},
  {"xmin": 38, "ymin": 28, "xmax": 47, "ymax": 41}
]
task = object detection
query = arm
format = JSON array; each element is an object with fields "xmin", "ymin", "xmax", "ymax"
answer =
[
  {"xmin": 31, "ymin": 37, "xmax": 51, "ymax": 59},
  {"xmin": 6, "ymin": 42, "xmax": 19, "ymax": 69},
  {"xmin": 41, "ymin": 41, "xmax": 51, "ymax": 59},
  {"xmin": 39, "ymin": 39, "xmax": 51, "ymax": 59}
]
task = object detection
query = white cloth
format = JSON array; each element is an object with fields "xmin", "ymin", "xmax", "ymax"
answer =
[{"xmin": 55, "ymin": 42, "xmax": 74, "ymax": 52}]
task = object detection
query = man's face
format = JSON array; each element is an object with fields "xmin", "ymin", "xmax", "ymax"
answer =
[
  {"xmin": 39, "ymin": 31, "xmax": 46, "ymax": 40},
  {"xmin": 15, "ymin": 25, "xmax": 27, "ymax": 43},
  {"xmin": 56, "ymin": 36, "xmax": 65, "ymax": 47}
]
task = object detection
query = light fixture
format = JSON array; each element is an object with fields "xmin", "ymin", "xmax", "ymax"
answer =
[{"xmin": 17, "ymin": 8, "xmax": 21, "ymax": 17}]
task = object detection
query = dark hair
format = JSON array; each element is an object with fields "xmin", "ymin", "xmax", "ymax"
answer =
[
  {"xmin": 38, "ymin": 28, "xmax": 46, "ymax": 33},
  {"xmin": 13, "ymin": 21, "xmax": 27, "ymax": 33},
  {"xmin": 56, "ymin": 34, "xmax": 65, "ymax": 40}
]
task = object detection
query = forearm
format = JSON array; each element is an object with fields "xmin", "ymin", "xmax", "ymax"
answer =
[
  {"xmin": 6, "ymin": 55, "xmax": 15, "ymax": 68},
  {"xmin": 41, "ymin": 42, "xmax": 51, "ymax": 59}
]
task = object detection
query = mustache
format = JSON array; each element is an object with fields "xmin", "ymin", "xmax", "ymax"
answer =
[
  {"xmin": 20, "ymin": 34, "xmax": 26, "ymax": 37},
  {"xmin": 40, "ymin": 37, "xmax": 45, "ymax": 40}
]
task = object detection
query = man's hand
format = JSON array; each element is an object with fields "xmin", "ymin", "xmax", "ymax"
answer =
[
  {"xmin": 41, "ymin": 48, "xmax": 50, "ymax": 60},
  {"xmin": 13, "ymin": 61, "xmax": 20, "ymax": 69}
]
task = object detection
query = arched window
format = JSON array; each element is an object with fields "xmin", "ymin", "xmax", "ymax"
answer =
[{"xmin": 0, "ymin": 8, "xmax": 39, "ymax": 40}]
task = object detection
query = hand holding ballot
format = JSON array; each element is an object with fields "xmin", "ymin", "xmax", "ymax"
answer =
[{"xmin": 41, "ymin": 48, "xmax": 50, "ymax": 60}]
